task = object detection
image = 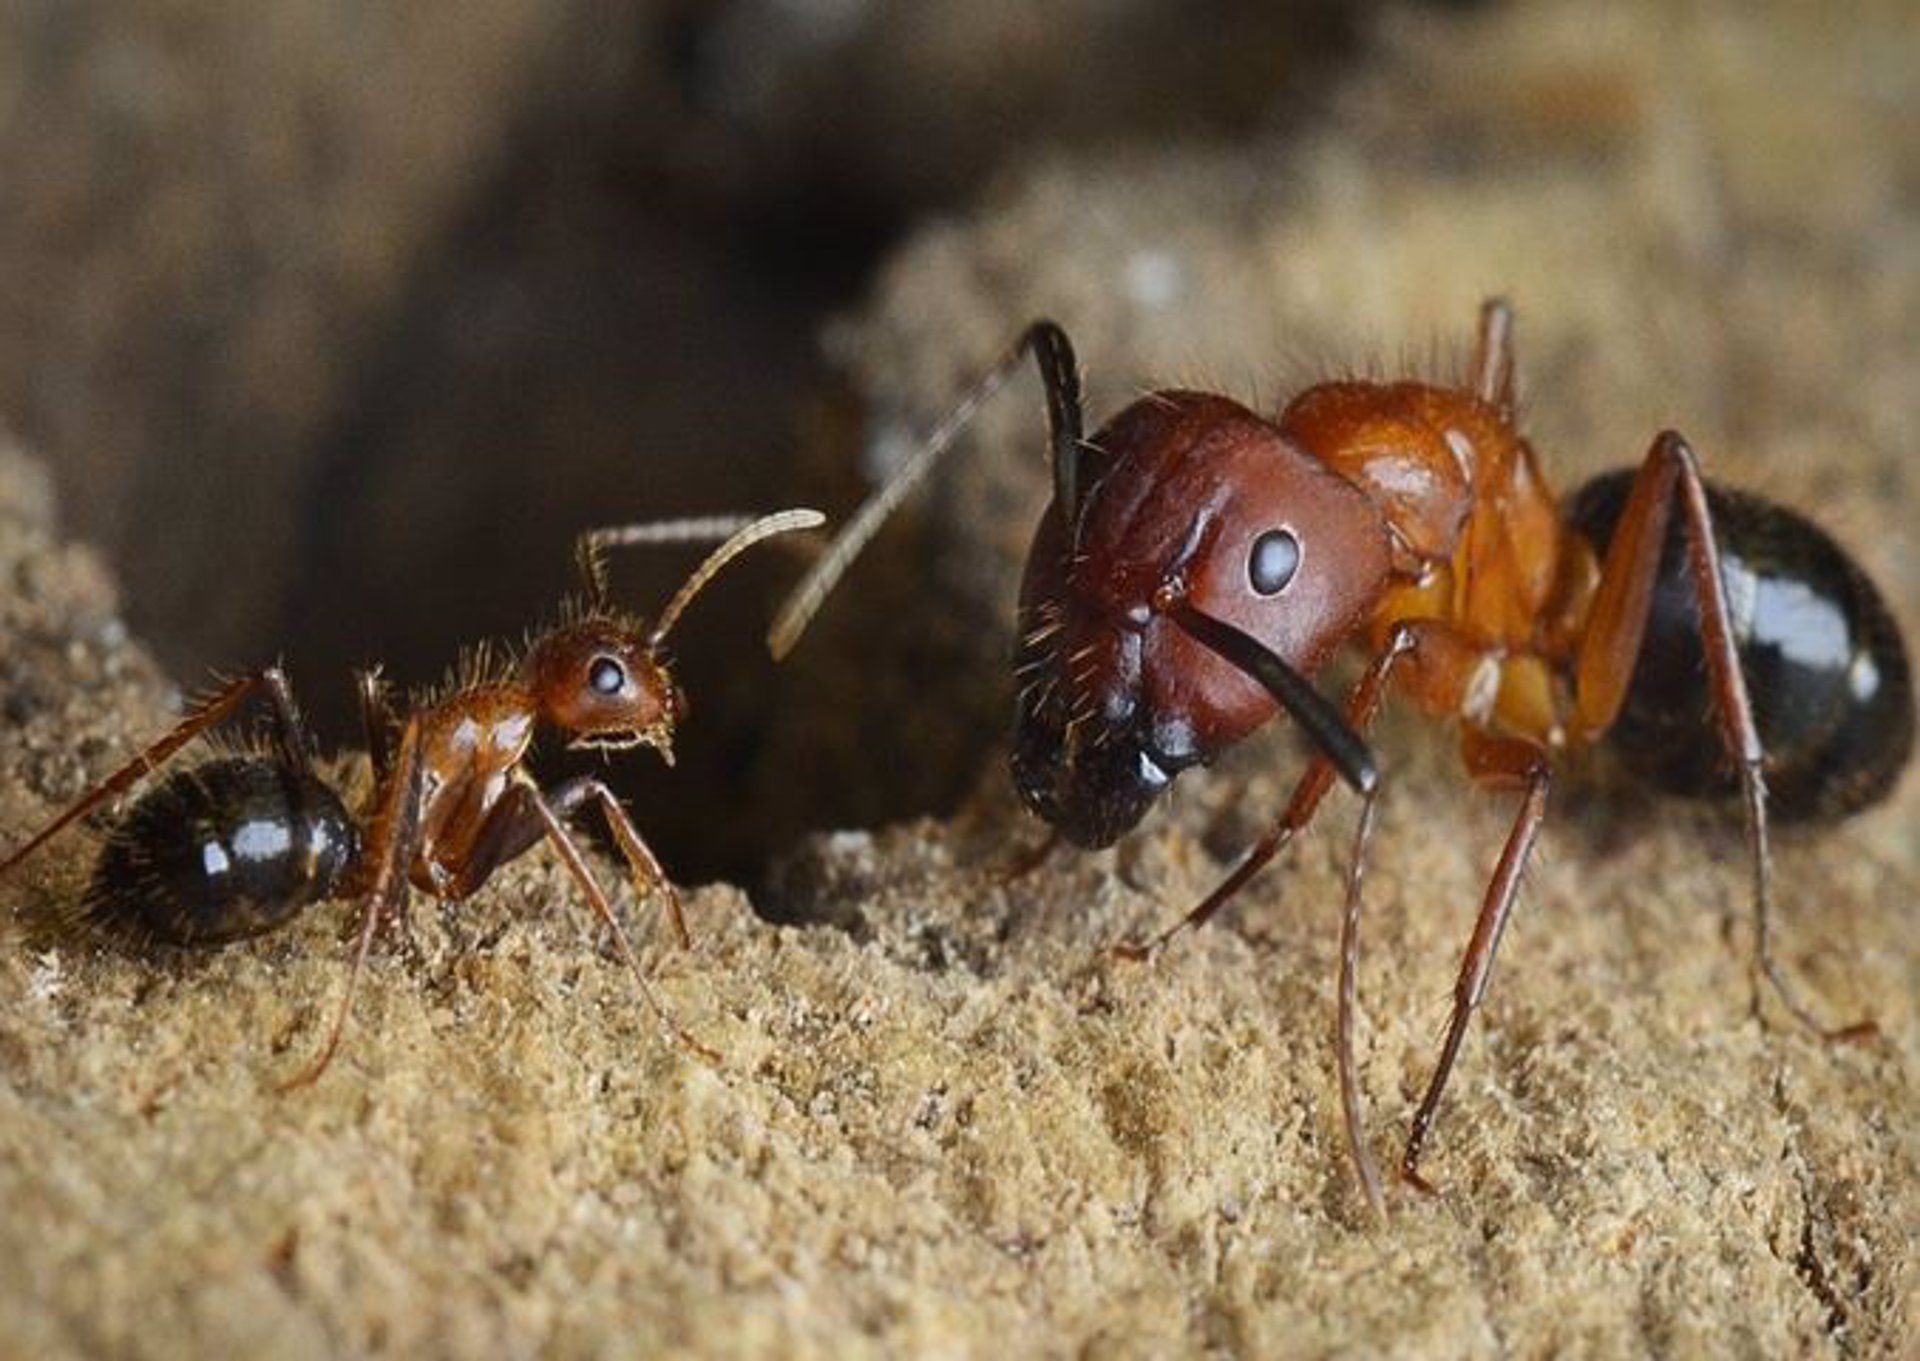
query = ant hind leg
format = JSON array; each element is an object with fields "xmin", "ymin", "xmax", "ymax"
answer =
[
  {"xmin": 0, "ymin": 666, "xmax": 311, "ymax": 879},
  {"xmin": 279, "ymin": 717, "xmax": 427, "ymax": 1092},
  {"xmin": 1569, "ymin": 430, "xmax": 1873, "ymax": 1041}
]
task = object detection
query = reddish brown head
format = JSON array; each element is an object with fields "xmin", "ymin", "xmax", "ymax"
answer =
[
  {"xmin": 1012, "ymin": 391, "xmax": 1393, "ymax": 847},
  {"xmin": 522, "ymin": 617, "xmax": 685, "ymax": 759},
  {"xmin": 527, "ymin": 508, "xmax": 824, "ymax": 764}
]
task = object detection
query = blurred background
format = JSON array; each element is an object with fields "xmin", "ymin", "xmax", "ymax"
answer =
[
  {"xmin": 8, "ymin": 1, "xmax": 1908, "ymax": 892},
  {"xmin": 0, "ymin": 0, "xmax": 1395, "ymax": 879}
]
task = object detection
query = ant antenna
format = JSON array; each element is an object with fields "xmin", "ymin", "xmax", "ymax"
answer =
[
  {"xmin": 623, "ymin": 508, "xmax": 826, "ymax": 648},
  {"xmin": 767, "ymin": 321, "xmax": 1083, "ymax": 661},
  {"xmin": 1166, "ymin": 601, "xmax": 1377, "ymax": 795},
  {"xmin": 576, "ymin": 514, "xmax": 774, "ymax": 607}
]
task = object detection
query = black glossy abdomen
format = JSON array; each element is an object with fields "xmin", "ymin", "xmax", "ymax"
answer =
[
  {"xmin": 85, "ymin": 757, "xmax": 358, "ymax": 946},
  {"xmin": 1567, "ymin": 472, "xmax": 1913, "ymax": 820}
]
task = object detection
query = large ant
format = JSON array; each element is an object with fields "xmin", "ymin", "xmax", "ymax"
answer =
[
  {"xmin": 1, "ymin": 509, "xmax": 821, "ymax": 1088},
  {"xmin": 769, "ymin": 299, "xmax": 1913, "ymax": 1216}
]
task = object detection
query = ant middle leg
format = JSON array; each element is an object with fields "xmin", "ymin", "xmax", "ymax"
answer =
[
  {"xmin": 0, "ymin": 665, "xmax": 313, "ymax": 879},
  {"xmin": 355, "ymin": 667, "xmax": 397, "ymax": 784},
  {"xmin": 1400, "ymin": 730, "xmax": 1550, "ymax": 1195},
  {"xmin": 1569, "ymin": 430, "xmax": 1873, "ymax": 1041},
  {"xmin": 1113, "ymin": 618, "xmax": 1485, "ymax": 962}
]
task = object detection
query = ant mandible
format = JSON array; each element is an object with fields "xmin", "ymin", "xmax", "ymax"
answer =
[
  {"xmin": 1, "ymin": 508, "xmax": 822, "ymax": 1088},
  {"xmin": 769, "ymin": 299, "xmax": 1912, "ymax": 1217}
]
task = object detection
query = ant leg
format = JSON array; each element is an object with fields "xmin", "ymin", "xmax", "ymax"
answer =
[
  {"xmin": 1471, "ymin": 298, "xmax": 1516, "ymax": 416},
  {"xmin": 354, "ymin": 667, "xmax": 397, "ymax": 784},
  {"xmin": 993, "ymin": 829, "xmax": 1062, "ymax": 886},
  {"xmin": 1, "ymin": 667, "xmax": 299, "ymax": 878},
  {"xmin": 517, "ymin": 776, "xmax": 718, "ymax": 1062},
  {"xmin": 255, "ymin": 665, "xmax": 319, "ymax": 771},
  {"xmin": 279, "ymin": 718, "xmax": 427, "ymax": 1092},
  {"xmin": 437, "ymin": 777, "xmax": 686, "ymax": 948},
  {"xmin": 1133, "ymin": 611, "xmax": 1504, "ymax": 1213},
  {"xmin": 768, "ymin": 320, "xmax": 1088, "ymax": 659},
  {"xmin": 1401, "ymin": 731, "xmax": 1550, "ymax": 1195},
  {"xmin": 1337, "ymin": 784, "xmax": 1386, "ymax": 1217},
  {"xmin": 557, "ymin": 779, "xmax": 687, "ymax": 950},
  {"xmin": 1571, "ymin": 430, "xmax": 1872, "ymax": 1040},
  {"xmin": 1113, "ymin": 618, "xmax": 1480, "ymax": 961}
]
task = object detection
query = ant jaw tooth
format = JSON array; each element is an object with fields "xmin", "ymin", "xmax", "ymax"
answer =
[
  {"xmin": 569, "ymin": 732, "xmax": 641, "ymax": 754},
  {"xmin": 566, "ymin": 723, "xmax": 675, "ymax": 764}
]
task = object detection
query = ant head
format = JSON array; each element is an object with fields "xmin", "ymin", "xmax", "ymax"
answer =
[
  {"xmin": 1012, "ymin": 392, "xmax": 1391, "ymax": 846},
  {"xmin": 528, "ymin": 508, "xmax": 825, "ymax": 763},
  {"xmin": 522, "ymin": 619, "xmax": 684, "ymax": 761}
]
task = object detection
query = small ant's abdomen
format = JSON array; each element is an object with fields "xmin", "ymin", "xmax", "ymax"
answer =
[
  {"xmin": 1568, "ymin": 472, "xmax": 1913, "ymax": 819},
  {"xmin": 85, "ymin": 757, "xmax": 357, "ymax": 946}
]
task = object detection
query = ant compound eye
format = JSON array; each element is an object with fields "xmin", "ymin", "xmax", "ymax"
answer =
[
  {"xmin": 588, "ymin": 656, "xmax": 627, "ymax": 695},
  {"xmin": 1248, "ymin": 528, "xmax": 1301, "ymax": 596}
]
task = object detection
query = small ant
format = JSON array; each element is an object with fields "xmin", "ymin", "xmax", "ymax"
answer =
[
  {"xmin": 1, "ymin": 509, "xmax": 822, "ymax": 1088},
  {"xmin": 769, "ymin": 299, "xmax": 1912, "ymax": 1216}
]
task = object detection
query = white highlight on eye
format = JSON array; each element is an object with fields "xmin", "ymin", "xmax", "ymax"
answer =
[{"xmin": 1848, "ymin": 650, "xmax": 1880, "ymax": 702}]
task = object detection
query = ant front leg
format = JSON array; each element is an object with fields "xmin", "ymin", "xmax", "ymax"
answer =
[
  {"xmin": 1121, "ymin": 616, "xmax": 1495, "ymax": 1218},
  {"xmin": 514, "ymin": 774, "xmax": 717, "ymax": 1063},
  {"xmin": 1400, "ymin": 729, "xmax": 1550, "ymax": 1195},
  {"xmin": 1112, "ymin": 626, "xmax": 1416, "ymax": 964},
  {"xmin": 1116, "ymin": 617, "xmax": 1492, "ymax": 962},
  {"xmin": 1570, "ymin": 430, "xmax": 1873, "ymax": 1041},
  {"xmin": 992, "ymin": 828, "xmax": 1062, "ymax": 887},
  {"xmin": 443, "ymin": 776, "xmax": 689, "ymax": 950},
  {"xmin": 0, "ymin": 666, "xmax": 313, "ymax": 879},
  {"xmin": 569, "ymin": 781, "xmax": 687, "ymax": 950}
]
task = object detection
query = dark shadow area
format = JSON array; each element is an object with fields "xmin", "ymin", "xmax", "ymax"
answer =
[{"xmin": 2, "ymin": 0, "xmax": 1387, "ymax": 881}]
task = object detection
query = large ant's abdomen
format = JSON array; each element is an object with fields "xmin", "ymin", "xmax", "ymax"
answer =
[
  {"xmin": 1568, "ymin": 472, "xmax": 1913, "ymax": 820},
  {"xmin": 85, "ymin": 757, "xmax": 358, "ymax": 946}
]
